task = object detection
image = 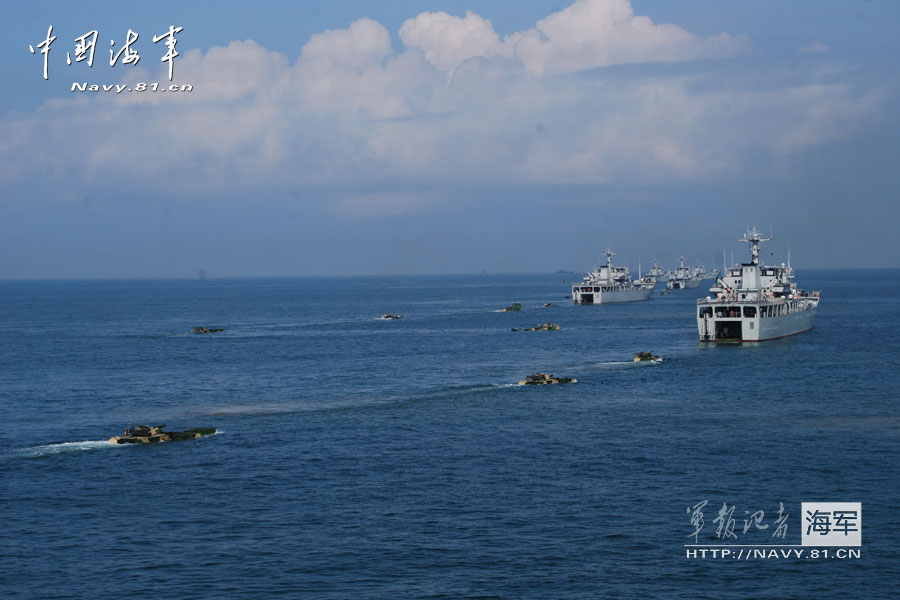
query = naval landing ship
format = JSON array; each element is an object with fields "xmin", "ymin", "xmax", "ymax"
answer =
[{"xmin": 697, "ymin": 227, "xmax": 819, "ymax": 342}]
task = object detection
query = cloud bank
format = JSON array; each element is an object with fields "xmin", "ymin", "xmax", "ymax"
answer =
[
  {"xmin": 800, "ymin": 41, "xmax": 829, "ymax": 55},
  {"xmin": 0, "ymin": 0, "xmax": 881, "ymax": 217}
]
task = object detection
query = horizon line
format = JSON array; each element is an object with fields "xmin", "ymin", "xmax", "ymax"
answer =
[{"xmin": 1, "ymin": 266, "xmax": 897, "ymax": 283}]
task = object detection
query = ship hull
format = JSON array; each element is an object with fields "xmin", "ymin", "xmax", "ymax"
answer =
[
  {"xmin": 697, "ymin": 300, "xmax": 817, "ymax": 342},
  {"xmin": 667, "ymin": 278, "xmax": 700, "ymax": 290},
  {"xmin": 572, "ymin": 285, "xmax": 652, "ymax": 304}
]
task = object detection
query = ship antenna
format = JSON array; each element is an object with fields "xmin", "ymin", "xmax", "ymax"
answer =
[{"xmin": 737, "ymin": 224, "xmax": 772, "ymax": 266}]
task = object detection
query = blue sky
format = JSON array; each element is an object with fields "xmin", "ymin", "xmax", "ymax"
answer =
[{"xmin": 1, "ymin": 0, "xmax": 898, "ymax": 277}]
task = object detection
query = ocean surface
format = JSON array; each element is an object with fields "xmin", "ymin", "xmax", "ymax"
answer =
[{"xmin": 1, "ymin": 271, "xmax": 898, "ymax": 599}]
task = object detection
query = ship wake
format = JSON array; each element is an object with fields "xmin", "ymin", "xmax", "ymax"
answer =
[{"xmin": 16, "ymin": 440, "xmax": 118, "ymax": 458}]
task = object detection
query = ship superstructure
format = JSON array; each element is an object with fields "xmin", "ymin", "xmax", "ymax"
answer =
[
  {"xmin": 571, "ymin": 249, "xmax": 654, "ymax": 304},
  {"xmin": 666, "ymin": 257, "xmax": 700, "ymax": 290},
  {"xmin": 647, "ymin": 260, "xmax": 668, "ymax": 282},
  {"xmin": 697, "ymin": 227, "xmax": 819, "ymax": 342},
  {"xmin": 692, "ymin": 263, "xmax": 719, "ymax": 281}
]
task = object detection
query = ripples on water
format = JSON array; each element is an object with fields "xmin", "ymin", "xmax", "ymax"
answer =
[{"xmin": 1, "ymin": 272, "xmax": 898, "ymax": 598}]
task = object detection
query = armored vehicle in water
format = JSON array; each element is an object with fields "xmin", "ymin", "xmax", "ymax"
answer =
[
  {"xmin": 109, "ymin": 425, "xmax": 216, "ymax": 444},
  {"xmin": 518, "ymin": 373, "xmax": 577, "ymax": 385}
]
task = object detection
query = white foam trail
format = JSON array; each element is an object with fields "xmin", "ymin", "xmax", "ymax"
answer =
[
  {"xmin": 596, "ymin": 361, "xmax": 633, "ymax": 367},
  {"xmin": 20, "ymin": 440, "xmax": 117, "ymax": 457},
  {"xmin": 19, "ymin": 431, "xmax": 222, "ymax": 456}
]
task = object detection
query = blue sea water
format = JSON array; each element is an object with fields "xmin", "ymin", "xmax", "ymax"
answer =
[{"xmin": 1, "ymin": 271, "xmax": 898, "ymax": 599}]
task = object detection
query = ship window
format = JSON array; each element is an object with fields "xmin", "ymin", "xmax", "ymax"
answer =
[
  {"xmin": 743, "ymin": 306, "xmax": 757, "ymax": 318},
  {"xmin": 714, "ymin": 306, "xmax": 741, "ymax": 318},
  {"xmin": 768, "ymin": 306, "xmax": 773, "ymax": 317},
  {"xmin": 699, "ymin": 307, "xmax": 712, "ymax": 318}
]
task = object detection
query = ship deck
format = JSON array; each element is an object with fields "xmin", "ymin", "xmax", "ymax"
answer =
[{"xmin": 697, "ymin": 295, "xmax": 818, "ymax": 306}]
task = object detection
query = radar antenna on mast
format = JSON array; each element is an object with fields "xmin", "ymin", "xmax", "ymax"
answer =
[
  {"xmin": 738, "ymin": 224, "xmax": 772, "ymax": 266},
  {"xmin": 604, "ymin": 248, "xmax": 615, "ymax": 269}
]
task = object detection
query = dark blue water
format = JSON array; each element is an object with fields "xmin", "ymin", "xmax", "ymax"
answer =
[{"xmin": 2, "ymin": 271, "xmax": 898, "ymax": 598}]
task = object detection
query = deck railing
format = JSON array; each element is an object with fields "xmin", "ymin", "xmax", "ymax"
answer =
[{"xmin": 697, "ymin": 293, "xmax": 820, "ymax": 306}]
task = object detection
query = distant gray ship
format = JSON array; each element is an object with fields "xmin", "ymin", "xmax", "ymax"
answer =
[
  {"xmin": 666, "ymin": 256, "xmax": 700, "ymax": 290},
  {"xmin": 647, "ymin": 259, "xmax": 668, "ymax": 282},
  {"xmin": 571, "ymin": 249, "xmax": 654, "ymax": 304},
  {"xmin": 692, "ymin": 263, "xmax": 719, "ymax": 281}
]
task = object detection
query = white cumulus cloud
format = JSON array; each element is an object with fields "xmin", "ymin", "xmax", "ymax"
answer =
[
  {"xmin": 0, "ymin": 0, "xmax": 881, "ymax": 199},
  {"xmin": 507, "ymin": 0, "xmax": 749, "ymax": 75},
  {"xmin": 402, "ymin": 0, "xmax": 750, "ymax": 75},
  {"xmin": 399, "ymin": 11, "xmax": 508, "ymax": 73}
]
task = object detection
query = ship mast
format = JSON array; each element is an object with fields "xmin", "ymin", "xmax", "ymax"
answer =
[{"xmin": 738, "ymin": 225, "xmax": 772, "ymax": 266}]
